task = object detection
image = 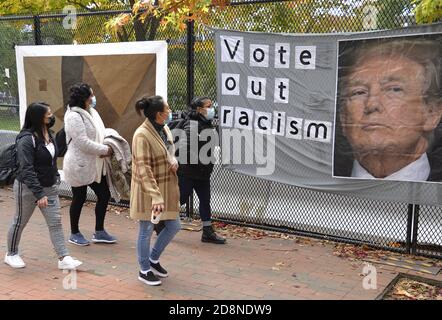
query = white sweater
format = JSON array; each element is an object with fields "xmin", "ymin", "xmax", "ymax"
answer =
[{"xmin": 63, "ymin": 106, "xmax": 109, "ymax": 187}]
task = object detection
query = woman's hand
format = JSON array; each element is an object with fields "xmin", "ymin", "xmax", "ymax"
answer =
[
  {"xmin": 152, "ymin": 203, "xmax": 165, "ymax": 215},
  {"xmin": 100, "ymin": 146, "xmax": 113, "ymax": 158},
  {"xmin": 170, "ymin": 162, "xmax": 179, "ymax": 173},
  {"xmin": 37, "ymin": 196, "xmax": 48, "ymax": 209},
  {"xmin": 169, "ymin": 158, "xmax": 179, "ymax": 173}
]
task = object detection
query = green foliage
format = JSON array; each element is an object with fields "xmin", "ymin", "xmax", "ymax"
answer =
[
  {"xmin": 0, "ymin": 22, "xmax": 34, "ymax": 99},
  {"xmin": 207, "ymin": 1, "xmax": 363, "ymax": 33},
  {"xmin": 413, "ymin": 0, "xmax": 442, "ymax": 23},
  {"xmin": 0, "ymin": 0, "xmax": 127, "ymax": 15},
  {"xmin": 208, "ymin": 0, "xmax": 414, "ymax": 33},
  {"xmin": 0, "ymin": 112, "xmax": 20, "ymax": 131},
  {"xmin": 370, "ymin": 0, "xmax": 413, "ymax": 30},
  {"xmin": 0, "ymin": 0, "xmax": 84, "ymax": 15}
]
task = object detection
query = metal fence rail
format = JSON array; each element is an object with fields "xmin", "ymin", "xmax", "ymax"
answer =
[{"xmin": 0, "ymin": 0, "xmax": 440, "ymax": 259}]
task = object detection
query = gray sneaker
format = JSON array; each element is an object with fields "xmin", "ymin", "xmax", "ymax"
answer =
[
  {"xmin": 92, "ymin": 230, "xmax": 117, "ymax": 244},
  {"xmin": 69, "ymin": 233, "xmax": 90, "ymax": 246}
]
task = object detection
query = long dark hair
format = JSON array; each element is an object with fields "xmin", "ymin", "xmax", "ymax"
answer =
[
  {"xmin": 22, "ymin": 102, "xmax": 50, "ymax": 139},
  {"xmin": 135, "ymin": 95, "xmax": 165, "ymax": 122},
  {"xmin": 67, "ymin": 83, "xmax": 92, "ymax": 109}
]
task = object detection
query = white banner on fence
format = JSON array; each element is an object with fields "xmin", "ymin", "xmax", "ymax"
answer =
[{"xmin": 215, "ymin": 23, "xmax": 442, "ymax": 206}]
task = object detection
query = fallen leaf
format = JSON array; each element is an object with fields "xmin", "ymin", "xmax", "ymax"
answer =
[
  {"xmin": 385, "ymin": 278, "xmax": 442, "ymax": 300},
  {"xmin": 395, "ymin": 289, "xmax": 416, "ymax": 299}
]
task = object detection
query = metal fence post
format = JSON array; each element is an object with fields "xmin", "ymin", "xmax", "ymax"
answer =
[
  {"xmin": 405, "ymin": 204, "xmax": 413, "ymax": 253},
  {"xmin": 33, "ymin": 15, "xmax": 42, "ymax": 45},
  {"xmin": 411, "ymin": 204, "xmax": 420, "ymax": 255},
  {"xmin": 185, "ymin": 18, "xmax": 195, "ymax": 219},
  {"xmin": 186, "ymin": 19, "xmax": 195, "ymax": 107}
]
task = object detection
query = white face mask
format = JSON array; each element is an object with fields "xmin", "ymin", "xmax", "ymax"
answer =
[
  {"xmin": 165, "ymin": 112, "xmax": 172, "ymax": 124},
  {"xmin": 205, "ymin": 107, "xmax": 215, "ymax": 120},
  {"xmin": 90, "ymin": 96, "xmax": 97, "ymax": 108}
]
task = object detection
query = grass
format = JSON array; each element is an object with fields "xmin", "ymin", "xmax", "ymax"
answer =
[{"xmin": 0, "ymin": 112, "xmax": 20, "ymax": 131}]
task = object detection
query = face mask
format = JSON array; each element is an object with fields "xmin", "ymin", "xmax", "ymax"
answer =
[
  {"xmin": 164, "ymin": 112, "xmax": 172, "ymax": 125},
  {"xmin": 90, "ymin": 96, "xmax": 97, "ymax": 108},
  {"xmin": 205, "ymin": 107, "xmax": 215, "ymax": 120},
  {"xmin": 48, "ymin": 115, "xmax": 56, "ymax": 128}
]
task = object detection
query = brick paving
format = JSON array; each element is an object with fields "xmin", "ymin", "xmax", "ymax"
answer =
[{"xmin": 0, "ymin": 187, "xmax": 440, "ymax": 300}]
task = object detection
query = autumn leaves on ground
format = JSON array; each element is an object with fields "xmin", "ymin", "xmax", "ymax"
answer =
[{"xmin": 109, "ymin": 203, "xmax": 442, "ymax": 300}]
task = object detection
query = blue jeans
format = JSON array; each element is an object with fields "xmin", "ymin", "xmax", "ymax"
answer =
[{"xmin": 137, "ymin": 217, "xmax": 181, "ymax": 272}]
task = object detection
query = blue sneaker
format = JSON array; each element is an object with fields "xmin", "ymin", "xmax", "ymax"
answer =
[
  {"xmin": 69, "ymin": 232, "xmax": 90, "ymax": 246},
  {"xmin": 92, "ymin": 230, "xmax": 117, "ymax": 244}
]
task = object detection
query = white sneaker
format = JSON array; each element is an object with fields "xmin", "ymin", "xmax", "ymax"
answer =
[
  {"xmin": 4, "ymin": 253, "xmax": 26, "ymax": 268},
  {"xmin": 58, "ymin": 256, "xmax": 82, "ymax": 270}
]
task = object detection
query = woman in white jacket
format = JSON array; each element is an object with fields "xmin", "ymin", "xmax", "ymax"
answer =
[{"xmin": 63, "ymin": 83, "xmax": 117, "ymax": 246}]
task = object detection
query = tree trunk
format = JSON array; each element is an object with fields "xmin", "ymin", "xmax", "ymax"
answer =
[
  {"xmin": 117, "ymin": 27, "xmax": 130, "ymax": 42},
  {"xmin": 134, "ymin": 19, "xmax": 147, "ymax": 41},
  {"xmin": 146, "ymin": 15, "xmax": 160, "ymax": 41},
  {"xmin": 129, "ymin": 0, "xmax": 146, "ymax": 41},
  {"xmin": 128, "ymin": 0, "xmax": 159, "ymax": 41}
]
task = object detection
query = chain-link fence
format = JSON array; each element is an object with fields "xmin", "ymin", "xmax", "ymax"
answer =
[{"xmin": 0, "ymin": 0, "xmax": 440, "ymax": 259}]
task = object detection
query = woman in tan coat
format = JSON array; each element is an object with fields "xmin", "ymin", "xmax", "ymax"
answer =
[{"xmin": 131, "ymin": 95, "xmax": 181, "ymax": 286}]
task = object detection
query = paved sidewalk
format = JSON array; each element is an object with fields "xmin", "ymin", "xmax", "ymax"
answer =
[{"xmin": 0, "ymin": 187, "xmax": 440, "ymax": 300}]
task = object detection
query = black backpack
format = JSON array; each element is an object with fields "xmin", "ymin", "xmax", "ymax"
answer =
[
  {"xmin": 0, "ymin": 143, "xmax": 18, "ymax": 187},
  {"xmin": 55, "ymin": 111, "xmax": 84, "ymax": 157},
  {"xmin": 0, "ymin": 133, "xmax": 35, "ymax": 187},
  {"xmin": 55, "ymin": 128, "xmax": 68, "ymax": 157}
]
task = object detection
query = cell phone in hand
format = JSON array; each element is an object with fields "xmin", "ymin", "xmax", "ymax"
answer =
[{"xmin": 151, "ymin": 210, "xmax": 162, "ymax": 224}]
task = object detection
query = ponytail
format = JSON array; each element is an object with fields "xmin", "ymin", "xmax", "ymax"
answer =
[{"xmin": 135, "ymin": 95, "xmax": 165, "ymax": 122}]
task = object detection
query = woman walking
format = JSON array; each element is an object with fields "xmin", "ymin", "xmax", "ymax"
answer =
[
  {"xmin": 63, "ymin": 83, "xmax": 117, "ymax": 246},
  {"xmin": 131, "ymin": 95, "xmax": 181, "ymax": 286},
  {"xmin": 5, "ymin": 102, "xmax": 82, "ymax": 270},
  {"xmin": 176, "ymin": 96, "xmax": 226, "ymax": 244}
]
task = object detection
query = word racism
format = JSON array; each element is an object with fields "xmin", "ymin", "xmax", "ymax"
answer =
[
  {"xmin": 219, "ymin": 35, "xmax": 331, "ymax": 143},
  {"xmin": 220, "ymin": 106, "xmax": 331, "ymax": 143}
]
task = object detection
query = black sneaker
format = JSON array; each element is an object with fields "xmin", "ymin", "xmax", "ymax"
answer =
[
  {"xmin": 138, "ymin": 271, "xmax": 161, "ymax": 286},
  {"xmin": 150, "ymin": 261, "xmax": 168, "ymax": 278}
]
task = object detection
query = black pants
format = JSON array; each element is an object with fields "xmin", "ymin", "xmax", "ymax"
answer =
[
  {"xmin": 178, "ymin": 175, "xmax": 211, "ymax": 222},
  {"xmin": 70, "ymin": 176, "xmax": 110, "ymax": 234}
]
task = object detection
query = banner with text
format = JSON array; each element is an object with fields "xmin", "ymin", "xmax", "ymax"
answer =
[{"xmin": 215, "ymin": 23, "xmax": 442, "ymax": 206}]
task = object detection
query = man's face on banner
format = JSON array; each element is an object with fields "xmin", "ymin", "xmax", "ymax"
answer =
[{"xmin": 340, "ymin": 55, "xmax": 441, "ymax": 156}]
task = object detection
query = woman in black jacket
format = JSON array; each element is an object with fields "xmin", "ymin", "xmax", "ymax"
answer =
[
  {"xmin": 176, "ymin": 97, "xmax": 226, "ymax": 244},
  {"xmin": 4, "ymin": 102, "xmax": 82, "ymax": 270}
]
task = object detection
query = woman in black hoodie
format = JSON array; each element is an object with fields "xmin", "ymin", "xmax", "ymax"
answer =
[
  {"xmin": 4, "ymin": 102, "xmax": 82, "ymax": 270},
  {"xmin": 175, "ymin": 97, "xmax": 226, "ymax": 244}
]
